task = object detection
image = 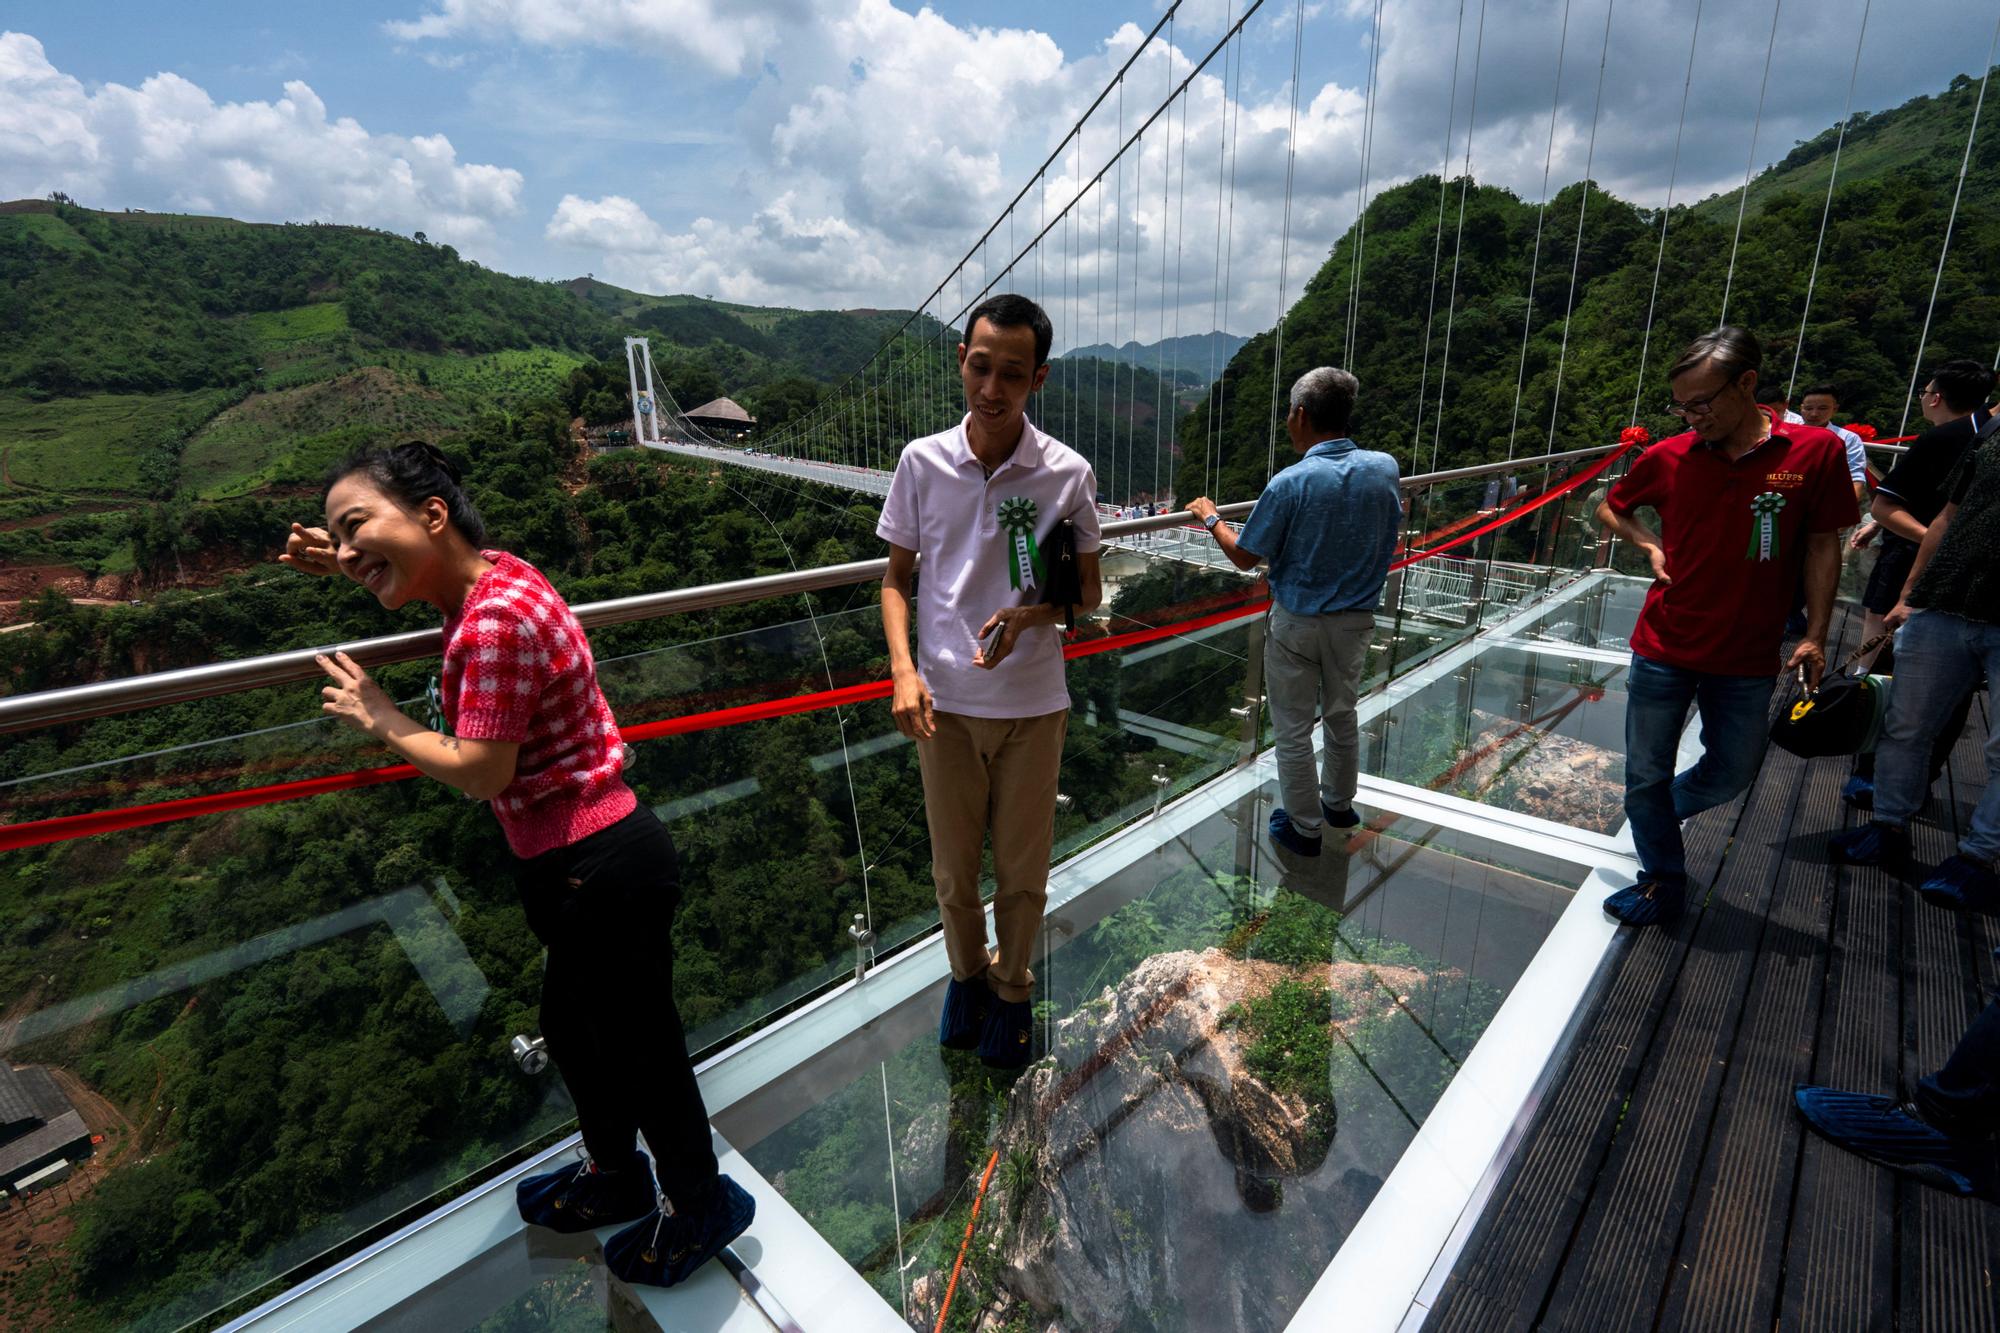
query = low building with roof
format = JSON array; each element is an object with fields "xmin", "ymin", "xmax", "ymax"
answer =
[
  {"xmin": 684, "ymin": 397, "xmax": 756, "ymax": 439},
  {"xmin": 0, "ymin": 1063, "xmax": 93, "ymax": 1195}
]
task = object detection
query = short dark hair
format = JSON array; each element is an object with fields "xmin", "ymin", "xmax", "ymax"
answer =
[
  {"xmin": 1289, "ymin": 367, "xmax": 1359, "ymax": 434},
  {"xmin": 1924, "ymin": 358, "xmax": 1996, "ymax": 413},
  {"xmin": 1800, "ymin": 383, "xmax": 1841, "ymax": 403},
  {"xmin": 1669, "ymin": 326, "xmax": 1763, "ymax": 385},
  {"xmin": 324, "ymin": 440, "xmax": 487, "ymax": 544},
  {"xmin": 1754, "ymin": 385, "xmax": 1790, "ymax": 406},
  {"xmin": 963, "ymin": 293, "xmax": 1053, "ymax": 368}
]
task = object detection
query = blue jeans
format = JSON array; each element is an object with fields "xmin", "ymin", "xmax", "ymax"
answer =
[
  {"xmin": 1624, "ymin": 653, "xmax": 1776, "ymax": 887},
  {"xmin": 1874, "ymin": 610, "xmax": 2000, "ymax": 863},
  {"xmin": 1915, "ymin": 996, "xmax": 2000, "ymax": 1137}
]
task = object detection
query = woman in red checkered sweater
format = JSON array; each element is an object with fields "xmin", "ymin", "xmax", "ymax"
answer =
[{"xmin": 282, "ymin": 441, "xmax": 753, "ymax": 1286}]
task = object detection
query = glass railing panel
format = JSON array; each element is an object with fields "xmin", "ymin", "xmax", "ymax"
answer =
[
  {"xmin": 738, "ymin": 788, "xmax": 1591, "ymax": 1333},
  {"xmin": 1515, "ymin": 573, "xmax": 1653, "ymax": 652},
  {"xmin": 1362, "ymin": 645, "xmax": 1632, "ymax": 836}
]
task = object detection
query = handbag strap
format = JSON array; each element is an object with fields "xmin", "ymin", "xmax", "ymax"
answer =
[{"xmin": 1797, "ymin": 632, "xmax": 1892, "ymax": 697}]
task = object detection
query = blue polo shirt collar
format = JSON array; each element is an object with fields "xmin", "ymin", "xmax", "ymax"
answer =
[{"xmin": 1305, "ymin": 437, "xmax": 1357, "ymax": 461}]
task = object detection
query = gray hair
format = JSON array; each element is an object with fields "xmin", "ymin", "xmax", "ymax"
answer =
[{"xmin": 1289, "ymin": 367, "xmax": 1359, "ymax": 434}]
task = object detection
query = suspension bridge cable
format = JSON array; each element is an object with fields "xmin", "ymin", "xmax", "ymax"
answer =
[
  {"xmin": 1214, "ymin": 20, "xmax": 1245, "ymax": 500},
  {"xmin": 1506, "ymin": 0, "xmax": 1575, "ymax": 461},
  {"xmin": 1536, "ymin": 0, "xmax": 1616, "ymax": 454},
  {"xmin": 1788, "ymin": 0, "xmax": 1871, "ymax": 399},
  {"xmin": 1206, "ymin": 0, "xmax": 1236, "ymax": 500},
  {"xmin": 1428, "ymin": 0, "xmax": 1490, "ymax": 477},
  {"xmin": 1629, "ymin": 0, "xmax": 1706, "ymax": 427},
  {"xmin": 1412, "ymin": 0, "xmax": 1470, "ymax": 470},
  {"xmin": 1266, "ymin": 0, "xmax": 1308, "ymax": 484},
  {"xmin": 1899, "ymin": 10, "xmax": 1999, "ymax": 436},
  {"xmin": 1168, "ymin": 27, "xmax": 1192, "ymax": 505},
  {"xmin": 1345, "ymin": 0, "xmax": 1386, "ymax": 368},
  {"xmin": 1156, "ymin": 13, "xmax": 1176, "ymax": 506},
  {"xmin": 1719, "ymin": 0, "xmax": 1783, "ymax": 325}
]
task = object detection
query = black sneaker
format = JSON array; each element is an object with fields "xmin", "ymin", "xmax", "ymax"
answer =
[
  {"xmin": 516, "ymin": 1149, "xmax": 657, "ymax": 1233},
  {"xmin": 1602, "ymin": 879, "xmax": 1685, "ymax": 928},
  {"xmin": 978, "ymin": 995, "xmax": 1035, "ymax": 1069},
  {"xmin": 606, "ymin": 1176, "xmax": 756, "ymax": 1287}
]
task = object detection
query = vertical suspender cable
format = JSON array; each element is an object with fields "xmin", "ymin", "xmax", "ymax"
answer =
[
  {"xmin": 1899, "ymin": 10, "xmax": 1999, "ymax": 436},
  {"xmin": 1507, "ymin": 0, "xmax": 1575, "ymax": 461},
  {"xmin": 1629, "ymin": 0, "xmax": 1706, "ymax": 426},
  {"xmin": 1428, "ymin": 0, "xmax": 1489, "ymax": 476},
  {"xmin": 1412, "ymin": 0, "xmax": 1470, "ymax": 470},
  {"xmin": 1346, "ymin": 0, "xmax": 1386, "ymax": 368},
  {"xmin": 1215, "ymin": 24, "xmax": 1244, "ymax": 500},
  {"xmin": 1168, "ymin": 31, "xmax": 1191, "ymax": 505},
  {"xmin": 1206, "ymin": 2, "xmax": 1236, "ymax": 500},
  {"xmin": 1719, "ymin": 0, "xmax": 1783, "ymax": 325},
  {"xmin": 1156, "ymin": 15, "xmax": 1176, "ymax": 505},
  {"xmin": 1266, "ymin": 0, "xmax": 1308, "ymax": 483},
  {"xmin": 1789, "ymin": 0, "xmax": 1871, "ymax": 397}
]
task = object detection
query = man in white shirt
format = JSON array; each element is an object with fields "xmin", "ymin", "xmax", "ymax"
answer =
[
  {"xmin": 1797, "ymin": 383, "xmax": 1869, "ymax": 503},
  {"xmin": 877, "ymin": 293, "xmax": 1103, "ymax": 1069}
]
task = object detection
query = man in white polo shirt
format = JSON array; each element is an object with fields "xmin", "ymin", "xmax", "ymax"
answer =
[{"xmin": 878, "ymin": 293, "xmax": 1103, "ymax": 1069}]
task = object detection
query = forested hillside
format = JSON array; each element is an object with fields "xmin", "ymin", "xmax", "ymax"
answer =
[{"xmin": 1179, "ymin": 67, "xmax": 2000, "ymax": 502}]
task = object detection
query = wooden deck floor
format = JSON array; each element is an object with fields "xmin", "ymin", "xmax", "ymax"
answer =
[{"xmin": 1431, "ymin": 618, "xmax": 1998, "ymax": 1332}]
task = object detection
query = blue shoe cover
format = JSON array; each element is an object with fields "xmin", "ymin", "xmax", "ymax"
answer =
[
  {"xmin": 939, "ymin": 975, "xmax": 989, "ymax": 1050},
  {"xmin": 1917, "ymin": 854, "xmax": 2000, "ymax": 912},
  {"xmin": 1268, "ymin": 808, "xmax": 1322, "ymax": 857},
  {"xmin": 1793, "ymin": 1086, "xmax": 1979, "ymax": 1196},
  {"xmin": 606, "ymin": 1176, "xmax": 755, "ymax": 1287},
  {"xmin": 516, "ymin": 1149, "xmax": 656, "ymax": 1233},
  {"xmin": 1602, "ymin": 880, "xmax": 1684, "ymax": 928},
  {"xmin": 1830, "ymin": 821, "xmax": 1908, "ymax": 867},
  {"xmin": 1840, "ymin": 775, "xmax": 1874, "ymax": 810},
  {"xmin": 978, "ymin": 995, "xmax": 1035, "ymax": 1069}
]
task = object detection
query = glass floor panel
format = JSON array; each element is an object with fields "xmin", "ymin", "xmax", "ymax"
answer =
[
  {"xmin": 1364, "ymin": 645, "xmax": 1632, "ymax": 835},
  {"xmin": 737, "ymin": 790, "xmax": 1590, "ymax": 1333}
]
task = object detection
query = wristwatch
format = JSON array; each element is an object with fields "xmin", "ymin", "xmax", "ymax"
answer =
[{"xmin": 1202, "ymin": 513, "xmax": 1221, "ymax": 531}]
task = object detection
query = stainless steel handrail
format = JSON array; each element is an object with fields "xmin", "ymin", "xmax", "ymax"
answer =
[{"xmin": 0, "ymin": 444, "xmax": 1618, "ymax": 733}]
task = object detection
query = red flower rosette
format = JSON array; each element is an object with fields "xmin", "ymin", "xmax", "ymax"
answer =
[
  {"xmin": 1619, "ymin": 425, "xmax": 1652, "ymax": 448},
  {"xmin": 1849, "ymin": 423, "xmax": 1877, "ymax": 441}
]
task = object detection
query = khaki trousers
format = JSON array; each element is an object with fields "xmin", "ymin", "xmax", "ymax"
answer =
[{"xmin": 915, "ymin": 708, "xmax": 1069, "ymax": 1002}]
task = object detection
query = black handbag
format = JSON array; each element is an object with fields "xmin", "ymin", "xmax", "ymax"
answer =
[
  {"xmin": 1768, "ymin": 635, "xmax": 1892, "ymax": 758},
  {"xmin": 1039, "ymin": 518, "xmax": 1082, "ymax": 634}
]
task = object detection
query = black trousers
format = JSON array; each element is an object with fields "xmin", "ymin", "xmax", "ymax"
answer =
[
  {"xmin": 1917, "ymin": 996, "xmax": 2000, "ymax": 1137},
  {"xmin": 515, "ymin": 803, "xmax": 720, "ymax": 1211}
]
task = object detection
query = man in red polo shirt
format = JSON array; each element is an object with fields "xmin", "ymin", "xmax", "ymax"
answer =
[{"xmin": 1594, "ymin": 327, "xmax": 1853, "ymax": 927}]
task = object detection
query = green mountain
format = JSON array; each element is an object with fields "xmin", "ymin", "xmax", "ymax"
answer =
[
  {"xmin": 1179, "ymin": 66, "xmax": 2000, "ymax": 505},
  {"xmin": 1065, "ymin": 331, "xmax": 1250, "ymax": 387}
]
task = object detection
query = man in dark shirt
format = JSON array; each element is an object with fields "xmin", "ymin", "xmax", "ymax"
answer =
[
  {"xmin": 1595, "ymin": 327, "xmax": 1853, "ymax": 927},
  {"xmin": 1857, "ymin": 360, "xmax": 1994, "ymax": 658},
  {"xmin": 1840, "ymin": 360, "xmax": 1993, "ymax": 808},
  {"xmin": 1834, "ymin": 414, "xmax": 2000, "ymax": 909}
]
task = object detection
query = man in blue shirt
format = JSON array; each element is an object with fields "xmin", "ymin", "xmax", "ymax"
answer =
[{"xmin": 1188, "ymin": 367, "xmax": 1403, "ymax": 855}]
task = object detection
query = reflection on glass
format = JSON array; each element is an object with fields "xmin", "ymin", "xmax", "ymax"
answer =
[
  {"xmin": 742, "ymin": 797, "xmax": 1582, "ymax": 1333},
  {"xmin": 1364, "ymin": 647, "xmax": 1630, "ymax": 835}
]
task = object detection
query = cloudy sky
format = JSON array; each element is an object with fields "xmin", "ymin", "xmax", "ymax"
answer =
[{"xmin": 4, "ymin": 0, "xmax": 1995, "ymax": 347}]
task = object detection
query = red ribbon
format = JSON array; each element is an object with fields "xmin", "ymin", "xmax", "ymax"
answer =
[{"xmin": 0, "ymin": 440, "xmax": 1642, "ymax": 854}]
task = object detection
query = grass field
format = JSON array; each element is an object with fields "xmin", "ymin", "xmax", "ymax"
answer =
[
  {"xmin": 243, "ymin": 303, "xmax": 349, "ymax": 344},
  {"xmin": 378, "ymin": 347, "xmax": 589, "ymax": 411},
  {"xmin": 3, "ymin": 212, "xmax": 93, "ymax": 253},
  {"xmin": 0, "ymin": 390, "xmax": 234, "ymax": 495},
  {"xmin": 181, "ymin": 367, "xmax": 469, "ymax": 497}
]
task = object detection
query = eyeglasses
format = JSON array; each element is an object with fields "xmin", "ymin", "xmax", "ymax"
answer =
[{"xmin": 1665, "ymin": 386, "xmax": 1733, "ymax": 418}]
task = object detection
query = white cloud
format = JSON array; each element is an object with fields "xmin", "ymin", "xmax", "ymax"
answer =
[
  {"xmin": 385, "ymin": 0, "xmax": 810, "ymax": 79},
  {"xmin": 0, "ymin": 31, "xmax": 523, "ymax": 251}
]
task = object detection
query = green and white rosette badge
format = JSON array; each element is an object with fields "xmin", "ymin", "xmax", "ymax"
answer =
[
  {"xmin": 1746, "ymin": 491, "xmax": 1787, "ymax": 561},
  {"xmin": 997, "ymin": 496, "xmax": 1043, "ymax": 591}
]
